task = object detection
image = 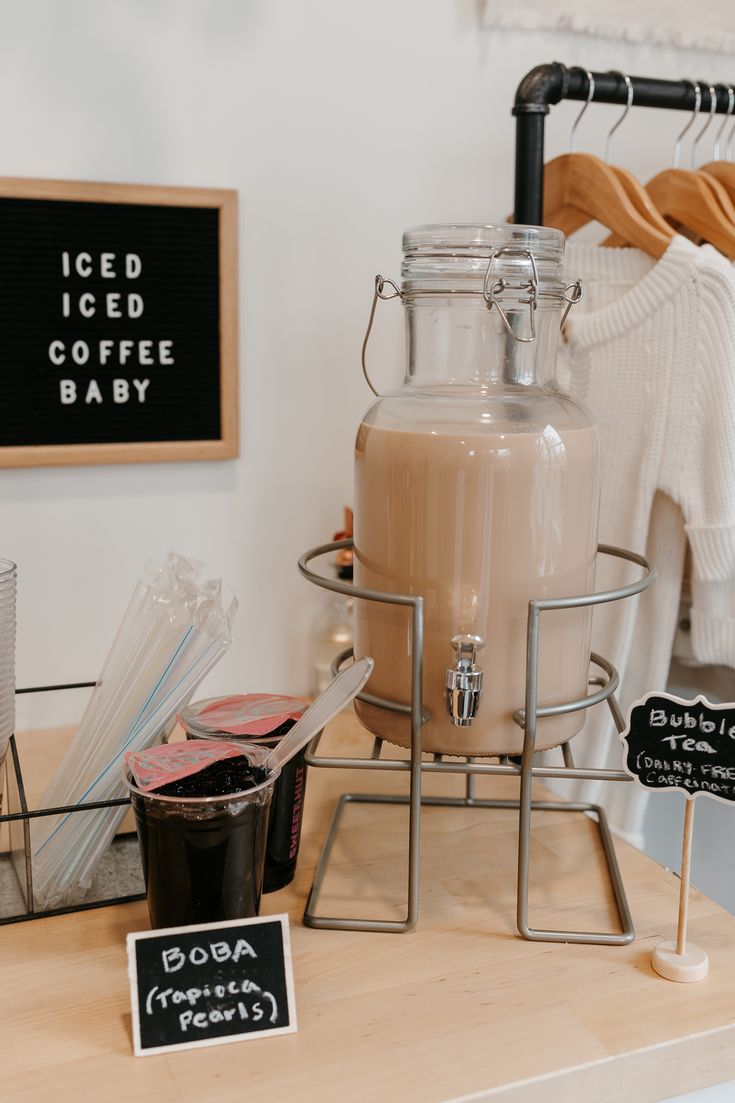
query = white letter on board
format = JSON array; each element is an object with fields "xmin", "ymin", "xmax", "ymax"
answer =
[
  {"xmin": 106, "ymin": 292, "xmax": 121, "ymax": 318},
  {"xmin": 71, "ymin": 341, "xmax": 90, "ymax": 365},
  {"xmin": 119, "ymin": 339, "xmax": 134, "ymax": 365},
  {"xmin": 231, "ymin": 939, "xmax": 257, "ymax": 963},
  {"xmin": 210, "ymin": 941, "xmax": 231, "ymax": 964},
  {"xmin": 75, "ymin": 252, "xmax": 92, "ymax": 277},
  {"xmin": 128, "ymin": 292, "xmax": 144, "ymax": 318},
  {"xmin": 49, "ymin": 341, "xmax": 66, "ymax": 365},
  {"xmin": 59, "ymin": 380, "xmax": 76, "ymax": 404},
  {"xmin": 100, "ymin": 252, "xmax": 116, "ymax": 278},
  {"xmin": 132, "ymin": 379, "xmax": 150, "ymax": 402},
  {"xmin": 99, "ymin": 339, "xmax": 114, "ymax": 366},
  {"xmin": 113, "ymin": 379, "xmax": 129, "ymax": 403},
  {"xmin": 162, "ymin": 947, "xmax": 185, "ymax": 973},
  {"xmin": 85, "ymin": 379, "xmax": 102, "ymax": 404},
  {"xmin": 159, "ymin": 340, "xmax": 174, "ymax": 365},
  {"xmin": 79, "ymin": 292, "xmax": 96, "ymax": 318},
  {"xmin": 126, "ymin": 253, "xmax": 142, "ymax": 279}
]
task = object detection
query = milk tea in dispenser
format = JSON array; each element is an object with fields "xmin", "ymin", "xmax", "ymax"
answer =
[{"xmin": 353, "ymin": 224, "xmax": 599, "ymax": 756}]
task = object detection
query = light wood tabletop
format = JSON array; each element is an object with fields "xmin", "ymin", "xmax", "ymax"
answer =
[{"xmin": 2, "ymin": 712, "xmax": 734, "ymax": 1103}]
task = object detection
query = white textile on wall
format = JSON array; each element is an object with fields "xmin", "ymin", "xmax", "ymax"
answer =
[{"xmin": 480, "ymin": 0, "xmax": 735, "ymax": 55}]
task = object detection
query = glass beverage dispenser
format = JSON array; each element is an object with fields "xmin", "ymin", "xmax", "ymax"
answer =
[{"xmin": 353, "ymin": 224, "xmax": 600, "ymax": 757}]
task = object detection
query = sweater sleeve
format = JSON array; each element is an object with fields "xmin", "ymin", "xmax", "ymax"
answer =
[{"xmin": 661, "ymin": 253, "xmax": 735, "ymax": 668}]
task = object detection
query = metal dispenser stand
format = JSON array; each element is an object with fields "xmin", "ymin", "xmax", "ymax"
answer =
[{"xmin": 298, "ymin": 538, "xmax": 656, "ymax": 945}]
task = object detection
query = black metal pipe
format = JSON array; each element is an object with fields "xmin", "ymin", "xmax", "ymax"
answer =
[
  {"xmin": 512, "ymin": 63, "xmax": 734, "ymax": 225},
  {"xmin": 513, "ymin": 112, "xmax": 546, "ymax": 226}
]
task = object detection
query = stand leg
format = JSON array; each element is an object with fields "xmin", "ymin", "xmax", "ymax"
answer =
[
  {"xmin": 303, "ymin": 598, "xmax": 424, "ymax": 934},
  {"xmin": 405, "ymin": 600, "xmax": 424, "ymax": 931},
  {"xmin": 466, "ymin": 757, "xmax": 477, "ymax": 803},
  {"xmin": 516, "ymin": 719, "xmax": 535, "ymax": 939},
  {"xmin": 516, "ymin": 608, "xmax": 634, "ymax": 945}
]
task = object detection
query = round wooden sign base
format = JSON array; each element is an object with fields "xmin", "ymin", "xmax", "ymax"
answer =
[{"xmin": 652, "ymin": 940, "xmax": 709, "ymax": 983}]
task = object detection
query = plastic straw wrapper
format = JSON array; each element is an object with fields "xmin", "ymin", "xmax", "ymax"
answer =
[{"xmin": 32, "ymin": 553, "xmax": 237, "ymax": 910}]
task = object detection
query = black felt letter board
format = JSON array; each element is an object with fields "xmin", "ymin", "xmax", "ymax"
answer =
[{"xmin": 0, "ymin": 179, "xmax": 238, "ymax": 467}]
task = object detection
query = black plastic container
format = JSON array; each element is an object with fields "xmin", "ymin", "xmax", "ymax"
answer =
[
  {"xmin": 180, "ymin": 696, "xmax": 309, "ymax": 892},
  {"xmin": 260, "ymin": 738, "xmax": 307, "ymax": 892}
]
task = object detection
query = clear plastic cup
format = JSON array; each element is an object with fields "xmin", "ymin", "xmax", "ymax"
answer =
[{"xmin": 124, "ymin": 742, "xmax": 280, "ymax": 929}]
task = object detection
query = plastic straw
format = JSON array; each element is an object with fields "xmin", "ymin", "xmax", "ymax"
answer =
[{"xmin": 32, "ymin": 553, "xmax": 237, "ymax": 909}]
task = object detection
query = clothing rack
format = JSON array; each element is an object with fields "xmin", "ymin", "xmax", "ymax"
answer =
[{"xmin": 513, "ymin": 62, "xmax": 735, "ymax": 225}]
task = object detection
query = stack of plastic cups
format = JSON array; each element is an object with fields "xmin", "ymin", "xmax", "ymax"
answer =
[{"xmin": 0, "ymin": 560, "xmax": 17, "ymax": 811}]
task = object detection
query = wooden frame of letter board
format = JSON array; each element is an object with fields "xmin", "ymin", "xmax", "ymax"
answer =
[{"xmin": 0, "ymin": 177, "xmax": 238, "ymax": 467}]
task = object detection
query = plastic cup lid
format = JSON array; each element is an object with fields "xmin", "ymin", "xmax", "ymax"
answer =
[{"xmin": 179, "ymin": 693, "xmax": 308, "ymax": 739}]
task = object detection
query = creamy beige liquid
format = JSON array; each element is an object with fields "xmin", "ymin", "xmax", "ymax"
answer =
[{"xmin": 353, "ymin": 421, "xmax": 601, "ymax": 755}]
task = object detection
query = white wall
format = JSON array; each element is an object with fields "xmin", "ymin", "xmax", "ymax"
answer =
[{"xmin": 3, "ymin": 0, "xmax": 733, "ymax": 732}]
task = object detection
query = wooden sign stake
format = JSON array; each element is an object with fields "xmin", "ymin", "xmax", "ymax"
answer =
[
  {"xmin": 621, "ymin": 691, "xmax": 735, "ymax": 984},
  {"xmin": 651, "ymin": 798, "xmax": 709, "ymax": 983}
]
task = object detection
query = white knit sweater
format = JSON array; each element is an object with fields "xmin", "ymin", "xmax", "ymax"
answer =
[{"xmin": 555, "ymin": 235, "xmax": 735, "ymax": 844}]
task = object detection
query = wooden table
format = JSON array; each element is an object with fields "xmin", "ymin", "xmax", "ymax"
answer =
[{"xmin": 2, "ymin": 713, "xmax": 735, "ymax": 1103}]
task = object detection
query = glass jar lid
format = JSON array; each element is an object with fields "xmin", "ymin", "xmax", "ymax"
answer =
[{"xmin": 401, "ymin": 223, "xmax": 565, "ymax": 299}]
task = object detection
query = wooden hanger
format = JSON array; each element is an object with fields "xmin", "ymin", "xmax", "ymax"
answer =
[
  {"xmin": 699, "ymin": 161, "xmax": 735, "ymax": 206},
  {"xmin": 582, "ymin": 164, "xmax": 675, "ymax": 248},
  {"xmin": 610, "ymin": 167, "xmax": 675, "ymax": 236},
  {"xmin": 645, "ymin": 170, "xmax": 735, "ymax": 258},
  {"xmin": 543, "ymin": 72, "xmax": 672, "ymax": 257},
  {"xmin": 543, "ymin": 152, "xmax": 671, "ymax": 257},
  {"xmin": 600, "ymin": 177, "xmax": 674, "ymax": 248},
  {"xmin": 644, "ymin": 83, "xmax": 735, "ymax": 260}
]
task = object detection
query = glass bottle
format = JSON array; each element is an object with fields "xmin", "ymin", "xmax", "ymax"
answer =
[{"xmin": 353, "ymin": 224, "xmax": 600, "ymax": 756}]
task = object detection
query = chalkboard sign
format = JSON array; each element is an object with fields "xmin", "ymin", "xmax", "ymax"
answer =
[
  {"xmin": 0, "ymin": 177, "xmax": 238, "ymax": 467},
  {"xmin": 127, "ymin": 914, "xmax": 297, "ymax": 1056},
  {"xmin": 621, "ymin": 692, "xmax": 735, "ymax": 805}
]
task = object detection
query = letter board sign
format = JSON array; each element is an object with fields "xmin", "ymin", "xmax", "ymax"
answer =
[{"xmin": 0, "ymin": 177, "xmax": 238, "ymax": 467}]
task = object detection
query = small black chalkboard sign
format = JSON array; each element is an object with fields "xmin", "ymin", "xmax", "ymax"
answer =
[
  {"xmin": 621, "ymin": 692, "xmax": 735, "ymax": 805},
  {"xmin": 127, "ymin": 914, "xmax": 297, "ymax": 1056}
]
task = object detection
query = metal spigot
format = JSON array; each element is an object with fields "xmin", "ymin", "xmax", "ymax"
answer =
[{"xmin": 445, "ymin": 635, "xmax": 485, "ymax": 727}]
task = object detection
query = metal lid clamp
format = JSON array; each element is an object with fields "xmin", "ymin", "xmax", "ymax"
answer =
[
  {"xmin": 360, "ymin": 254, "xmax": 583, "ymax": 394},
  {"xmin": 482, "ymin": 247, "xmax": 540, "ymax": 343}
]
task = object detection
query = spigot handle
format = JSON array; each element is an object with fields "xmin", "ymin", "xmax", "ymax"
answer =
[{"xmin": 450, "ymin": 634, "xmax": 485, "ymax": 667}]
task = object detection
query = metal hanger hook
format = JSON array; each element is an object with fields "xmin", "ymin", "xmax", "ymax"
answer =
[
  {"xmin": 725, "ymin": 103, "xmax": 735, "ymax": 160},
  {"xmin": 673, "ymin": 81, "xmax": 701, "ymax": 168},
  {"xmin": 605, "ymin": 72, "xmax": 633, "ymax": 162},
  {"xmin": 714, "ymin": 86, "xmax": 735, "ymax": 161},
  {"xmin": 727, "ymin": 114, "xmax": 735, "ymax": 161},
  {"xmin": 570, "ymin": 71, "xmax": 595, "ymax": 153},
  {"xmin": 691, "ymin": 84, "xmax": 718, "ymax": 169}
]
